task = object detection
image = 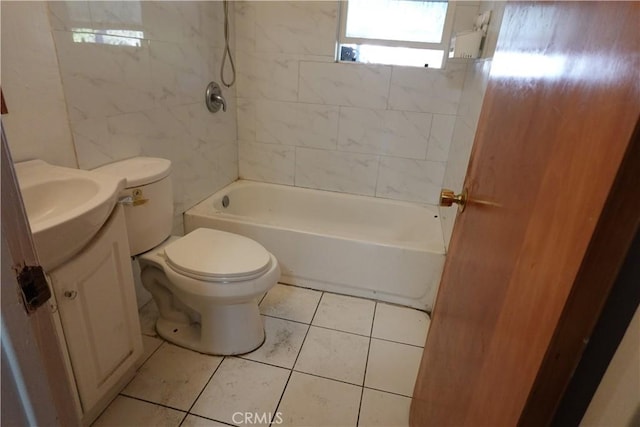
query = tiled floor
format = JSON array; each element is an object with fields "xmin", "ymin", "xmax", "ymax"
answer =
[{"xmin": 94, "ymin": 283, "xmax": 430, "ymax": 427}]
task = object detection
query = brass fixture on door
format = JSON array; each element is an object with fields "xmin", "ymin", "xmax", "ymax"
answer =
[{"xmin": 440, "ymin": 188, "xmax": 468, "ymax": 212}]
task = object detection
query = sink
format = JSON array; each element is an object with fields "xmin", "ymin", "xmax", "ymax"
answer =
[{"xmin": 14, "ymin": 160, "xmax": 126, "ymax": 271}]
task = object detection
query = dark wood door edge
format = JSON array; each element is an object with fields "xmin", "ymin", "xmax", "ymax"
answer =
[
  {"xmin": 1, "ymin": 88, "xmax": 7, "ymax": 115},
  {"xmin": 552, "ymin": 229, "xmax": 640, "ymax": 426},
  {"xmin": 519, "ymin": 116, "xmax": 640, "ymax": 426}
]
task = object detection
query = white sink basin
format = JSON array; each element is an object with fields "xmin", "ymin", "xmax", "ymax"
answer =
[{"xmin": 14, "ymin": 160, "xmax": 126, "ymax": 271}]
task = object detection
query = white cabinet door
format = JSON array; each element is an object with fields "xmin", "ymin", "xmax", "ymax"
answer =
[{"xmin": 49, "ymin": 205, "xmax": 142, "ymax": 414}]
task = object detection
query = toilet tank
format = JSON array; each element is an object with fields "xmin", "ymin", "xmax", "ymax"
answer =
[{"xmin": 94, "ymin": 157, "xmax": 173, "ymax": 256}]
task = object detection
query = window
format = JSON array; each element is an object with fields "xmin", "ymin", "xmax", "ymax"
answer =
[{"xmin": 338, "ymin": 0, "xmax": 456, "ymax": 69}]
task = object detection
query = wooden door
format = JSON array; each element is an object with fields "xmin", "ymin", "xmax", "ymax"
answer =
[{"xmin": 410, "ymin": 2, "xmax": 640, "ymax": 426}]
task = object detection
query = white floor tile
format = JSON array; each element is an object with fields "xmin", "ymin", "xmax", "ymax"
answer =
[
  {"xmin": 372, "ymin": 303, "xmax": 430, "ymax": 347},
  {"xmin": 294, "ymin": 326, "xmax": 369, "ymax": 385},
  {"xmin": 240, "ymin": 316, "xmax": 308, "ymax": 368},
  {"xmin": 191, "ymin": 358, "xmax": 289, "ymax": 427},
  {"xmin": 365, "ymin": 339, "xmax": 422, "ymax": 397},
  {"xmin": 139, "ymin": 299, "xmax": 159, "ymax": 337},
  {"xmin": 93, "ymin": 395, "xmax": 184, "ymax": 427},
  {"xmin": 181, "ymin": 415, "xmax": 228, "ymax": 427},
  {"xmin": 123, "ymin": 343, "xmax": 223, "ymax": 410},
  {"xmin": 277, "ymin": 372, "xmax": 361, "ymax": 427},
  {"xmin": 358, "ymin": 388, "xmax": 411, "ymax": 427},
  {"xmin": 260, "ymin": 284, "xmax": 322, "ymax": 323},
  {"xmin": 139, "ymin": 335, "xmax": 163, "ymax": 367},
  {"xmin": 312, "ymin": 293, "xmax": 375, "ymax": 336}
]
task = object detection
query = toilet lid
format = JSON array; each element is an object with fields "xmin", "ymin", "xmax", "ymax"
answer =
[{"xmin": 164, "ymin": 228, "xmax": 272, "ymax": 282}]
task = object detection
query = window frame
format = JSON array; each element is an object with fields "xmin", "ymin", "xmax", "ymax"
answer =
[{"xmin": 337, "ymin": 0, "xmax": 457, "ymax": 66}]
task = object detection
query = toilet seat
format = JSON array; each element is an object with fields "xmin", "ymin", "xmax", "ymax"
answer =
[{"xmin": 164, "ymin": 228, "xmax": 272, "ymax": 282}]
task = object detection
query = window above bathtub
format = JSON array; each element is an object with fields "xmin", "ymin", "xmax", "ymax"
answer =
[{"xmin": 337, "ymin": 0, "xmax": 456, "ymax": 69}]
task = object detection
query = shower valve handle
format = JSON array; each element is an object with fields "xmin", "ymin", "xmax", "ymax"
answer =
[{"xmin": 205, "ymin": 81, "xmax": 227, "ymax": 113}]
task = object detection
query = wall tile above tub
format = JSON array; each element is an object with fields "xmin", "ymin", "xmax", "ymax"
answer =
[
  {"xmin": 298, "ymin": 62, "xmax": 392, "ymax": 109},
  {"xmin": 47, "ymin": 1, "xmax": 91, "ymax": 31},
  {"xmin": 256, "ymin": 100, "xmax": 339, "ymax": 150},
  {"xmin": 426, "ymin": 114, "xmax": 457, "ymax": 162},
  {"xmin": 337, "ymin": 107, "xmax": 433, "ymax": 160},
  {"xmin": 388, "ymin": 63, "xmax": 466, "ymax": 115},
  {"xmin": 141, "ymin": 1, "xmax": 224, "ymax": 47},
  {"xmin": 237, "ymin": 97, "xmax": 257, "ymax": 142},
  {"xmin": 295, "ymin": 148, "xmax": 379, "ymax": 197},
  {"xmin": 376, "ymin": 157, "xmax": 446, "ymax": 205},
  {"xmin": 53, "ymin": 30, "xmax": 155, "ymax": 122},
  {"xmin": 234, "ymin": 1, "xmax": 256, "ymax": 53},
  {"xmin": 236, "ymin": 51, "xmax": 299, "ymax": 102},
  {"xmin": 149, "ymin": 40, "xmax": 215, "ymax": 107},
  {"xmin": 239, "ymin": 141, "xmax": 296, "ymax": 185},
  {"xmin": 254, "ymin": 1, "xmax": 338, "ymax": 56},
  {"xmin": 72, "ymin": 117, "xmax": 140, "ymax": 170},
  {"xmin": 170, "ymin": 100, "xmax": 237, "ymax": 149}
]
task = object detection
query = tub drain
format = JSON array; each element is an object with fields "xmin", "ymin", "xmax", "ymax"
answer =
[{"xmin": 222, "ymin": 195, "xmax": 230, "ymax": 208}]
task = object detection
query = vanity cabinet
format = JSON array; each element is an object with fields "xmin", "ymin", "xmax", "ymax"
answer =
[{"xmin": 48, "ymin": 205, "xmax": 142, "ymax": 424}]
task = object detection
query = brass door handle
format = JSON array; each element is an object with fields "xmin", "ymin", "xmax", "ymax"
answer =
[{"xmin": 440, "ymin": 188, "xmax": 468, "ymax": 212}]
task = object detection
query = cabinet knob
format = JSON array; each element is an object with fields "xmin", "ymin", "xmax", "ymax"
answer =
[{"xmin": 64, "ymin": 290, "xmax": 78, "ymax": 300}]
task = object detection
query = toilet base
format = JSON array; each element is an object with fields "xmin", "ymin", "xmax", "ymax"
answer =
[{"xmin": 155, "ymin": 300, "xmax": 266, "ymax": 355}]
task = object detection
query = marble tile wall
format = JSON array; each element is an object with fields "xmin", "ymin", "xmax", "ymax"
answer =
[
  {"xmin": 439, "ymin": 1, "xmax": 506, "ymax": 249},
  {"xmin": 235, "ymin": 1, "xmax": 480, "ymax": 205},
  {"xmin": 47, "ymin": 1, "xmax": 239, "ymax": 231},
  {"xmin": 1, "ymin": 2, "xmax": 77, "ymax": 168}
]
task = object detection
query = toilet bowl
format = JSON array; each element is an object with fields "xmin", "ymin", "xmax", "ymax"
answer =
[{"xmin": 94, "ymin": 157, "xmax": 279, "ymax": 355}]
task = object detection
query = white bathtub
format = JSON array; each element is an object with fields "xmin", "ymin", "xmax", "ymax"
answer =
[{"xmin": 184, "ymin": 180, "xmax": 445, "ymax": 311}]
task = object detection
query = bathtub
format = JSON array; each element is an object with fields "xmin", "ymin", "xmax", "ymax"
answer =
[{"xmin": 184, "ymin": 180, "xmax": 445, "ymax": 311}]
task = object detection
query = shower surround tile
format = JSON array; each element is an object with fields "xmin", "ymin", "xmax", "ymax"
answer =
[
  {"xmin": 149, "ymin": 40, "xmax": 215, "ymax": 106},
  {"xmin": 255, "ymin": 100, "xmax": 339, "ymax": 149},
  {"xmin": 337, "ymin": 107, "xmax": 433, "ymax": 159},
  {"xmin": 376, "ymin": 157, "xmax": 446, "ymax": 205},
  {"xmin": 237, "ymin": 97, "xmax": 256, "ymax": 142},
  {"xmin": 388, "ymin": 63, "xmax": 466, "ymax": 115},
  {"xmin": 254, "ymin": 1, "xmax": 338, "ymax": 56},
  {"xmin": 236, "ymin": 51, "xmax": 299, "ymax": 101},
  {"xmin": 295, "ymin": 148, "xmax": 379, "ymax": 196},
  {"xmin": 53, "ymin": 30, "xmax": 155, "ymax": 122},
  {"xmin": 234, "ymin": 1, "xmax": 256, "ymax": 52},
  {"xmin": 191, "ymin": 358, "xmax": 289, "ymax": 426},
  {"xmin": 427, "ymin": 114, "xmax": 457, "ymax": 162},
  {"xmin": 141, "ymin": 1, "xmax": 223, "ymax": 47},
  {"xmin": 239, "ymin": 141, "xmax": 296, "ymax": 185},
  {"xmin": 299, "ymin": 62, "xmax": 392, "ymax": 109}
]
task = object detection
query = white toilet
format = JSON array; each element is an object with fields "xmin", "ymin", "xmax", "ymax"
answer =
[{"xmin": 95, "ymin": 157, "xmax": 279, "ymax": 355}]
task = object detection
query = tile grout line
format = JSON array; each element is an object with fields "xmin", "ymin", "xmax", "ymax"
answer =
[
  {"xmin": 357, "ymin": 302, "xmax": 378, "ymax": 425},
  {"xmin": 269, "ymin": 291, "xmax": 324, "ymax": 427},
  {"xmin": 117, "ymin": 393, "xmax": 187, "ymax": 414},
  {"xmin": 260, "ymin": 312, "xmax": 425, "ymax": 349},
  {"xmin": 181, "ymin": 355, "xmax": 227, "ymax": 424}
]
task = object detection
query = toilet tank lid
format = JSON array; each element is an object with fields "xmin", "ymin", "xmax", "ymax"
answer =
[{"xmin": 94, "ymin": 157, "xmax": 171, "ymax": 188}]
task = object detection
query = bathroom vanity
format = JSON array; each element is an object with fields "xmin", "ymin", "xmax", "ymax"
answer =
[
  {"xmin": 14, "ymin": 160, "xmax": 143, "ymax": 425},
  {"xmin": 47, "ymin": 205, "xmax": 142, "ymax": 425}
]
